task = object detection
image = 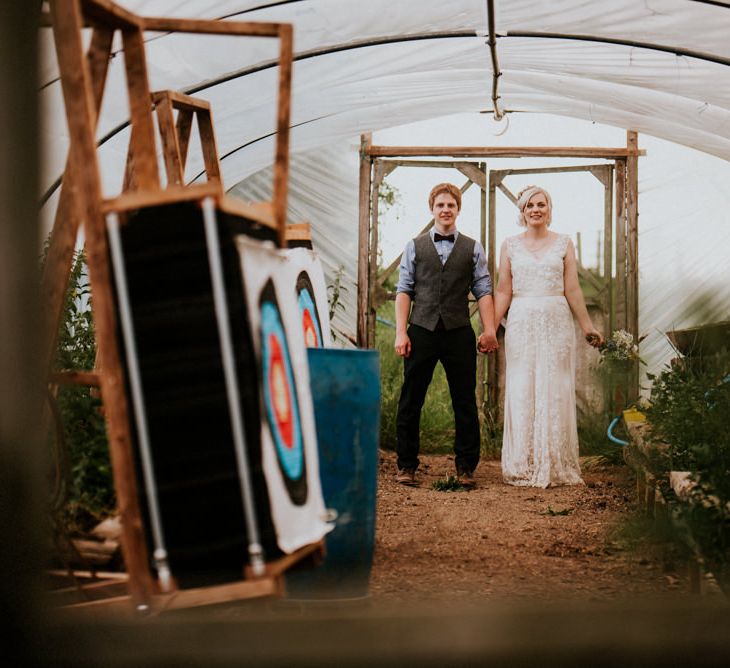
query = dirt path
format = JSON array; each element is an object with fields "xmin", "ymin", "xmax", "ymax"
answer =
[{"xmin": 371, "ymin": 450, "xmax": 695, "ymax": 604}]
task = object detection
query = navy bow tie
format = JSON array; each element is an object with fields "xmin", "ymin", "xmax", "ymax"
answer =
[{"xmin": 434, "ymin": 233, "xmax": 455, "ymax": 242}]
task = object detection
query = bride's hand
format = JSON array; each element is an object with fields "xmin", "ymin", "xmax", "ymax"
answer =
[{"xmin": 584, "ymin": 328, "xmax": 604, "ymax": 348}]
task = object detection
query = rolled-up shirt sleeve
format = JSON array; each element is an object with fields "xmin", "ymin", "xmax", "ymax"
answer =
[
  {"xmin": 471, "ymin": 242, "xmax": 493, "ymax": 299},
  {"xmin": 395, "ymin": 239, "xmax": 417, "ymax": 297}
]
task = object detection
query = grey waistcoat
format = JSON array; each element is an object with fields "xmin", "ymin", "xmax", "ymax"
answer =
[{"xmin": 409, "ymin": 232, "xmax": 476, "ymax": 331}]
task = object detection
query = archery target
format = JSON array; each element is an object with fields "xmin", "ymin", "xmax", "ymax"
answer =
[
  {"xmin": 285, "ymin": 247, "xmax": 331, "ymax": 348},
  {"xmin": 235, "ymin": 237, "xmax": 330, "ymax": 554},
  {"xmin": 296, "ymin": 272, "xmax": 323, "ymax": 348},
  {"xmin": 259, "ymin": 279, "xmax": 307, "ymax": 505}
]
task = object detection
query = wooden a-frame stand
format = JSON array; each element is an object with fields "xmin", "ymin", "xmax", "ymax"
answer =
[{"xmin": 41, "ymin": 0, "xmax": 322, "ymax": 614}]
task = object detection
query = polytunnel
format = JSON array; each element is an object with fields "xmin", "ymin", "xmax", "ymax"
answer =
[{"xmin": 39, "ymin": 0, "xmax": 730, "ymax": 377}]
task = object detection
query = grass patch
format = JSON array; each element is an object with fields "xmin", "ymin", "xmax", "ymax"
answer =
[
  {"xmin": 431, "ymin": 475, "xmax": 468, "ymax": 492},
  {"xmin": 541, "ymin": 506, "xmax": 573, "ymax": 516}
]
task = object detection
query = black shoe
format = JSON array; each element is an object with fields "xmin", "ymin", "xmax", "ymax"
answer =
[
  {"xmin": 395, "ymin": 468, "xmax": 417, "ymax": 486},
  {"xmin": 456, "ymin": 469, "xmax": 476, "ymax": 490}
]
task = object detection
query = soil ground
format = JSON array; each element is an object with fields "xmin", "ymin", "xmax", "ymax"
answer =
[{"xmin": 370, "ymin": 450, "xmax": 701, "ymax": 605}]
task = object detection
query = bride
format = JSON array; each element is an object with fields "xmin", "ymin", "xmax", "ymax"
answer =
[{"xmin": 492, "ymin": 186, "xmax": 603, "ymax": 487}]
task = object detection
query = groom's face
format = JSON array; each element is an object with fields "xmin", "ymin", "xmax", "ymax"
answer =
[{"xmin": 431, "ymin": 193, "xmax": 460, "ymax": 227}]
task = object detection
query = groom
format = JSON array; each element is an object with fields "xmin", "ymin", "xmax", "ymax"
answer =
[{"xmin": 393, "ymin": 183, "xmax": 497, "ymax": 488}]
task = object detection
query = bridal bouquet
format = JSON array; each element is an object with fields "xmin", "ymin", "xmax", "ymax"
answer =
[{"xmin": 599, "ymin": 329, "xmax": 644, "ymax": 364}]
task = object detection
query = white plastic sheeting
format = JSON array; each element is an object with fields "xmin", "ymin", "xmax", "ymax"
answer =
[{"xmin": 40, "ymin": 0, "xmax": 730, "ymax": 373}]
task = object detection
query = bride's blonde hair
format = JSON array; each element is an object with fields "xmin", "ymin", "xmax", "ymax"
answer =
[{"xmin": 515, "ymin": 185, "xmax": 552, "ymax": 227}]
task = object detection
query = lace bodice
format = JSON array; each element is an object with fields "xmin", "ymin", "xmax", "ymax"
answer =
[{"xmin": 507, "ymin": 234, "xmax": 569, "ymax": 296}]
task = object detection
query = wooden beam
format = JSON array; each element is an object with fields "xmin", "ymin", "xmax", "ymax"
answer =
[
  {"xmin": 368, "ymin": 146, "xmax": 645, "ymax": 159},
  {"xmin": 49, "ymin": 370, "xmax": 101, "ymax": 387},
  {"xmin": 272, "ymin": 23, "xmax": 293, "ymax": 246},
  {"xmin": 602, "ymin": 165, "xmax": 614, "ymax": 333},
  {"xmin": 614, "ymin": 159, "xmax": 627, "ymax": 331},
  {"xmin": 487, "ymin": 182, "xmax": 499, "ymax": 417},
  {"xmin": 51, "ymin": 0, "xmax": 155, "ymax": 606},
  {"xmin": 141, "ymin": 17, "xmax": 283, "ymax": 37},
  {"xmin": 80, "ymin": 0, "xmax": 139, "ymax": 29},
  {"xmin": 454, "ymin": 162, "xmax": 487, "ymax": 190},
  {"xmin": 41, "ymin": 25, "xmax": 114, "ymax": 375},
  {"xmin": 153, "ymin": 92, "xmax": 185, "ymax": 186},
  {"xmin": 367, "ymin": 160, "xmax": 388, "ymax": 347},
  {"xmin": 152, "ymin": 90, "xmax": 211, "ymax": 112},
  {"xmin": 101, "ymin": 182, "xmax": 221, "ymax": 214},
  {"xmin": 357, "ymin": 134, "xmax": 372, "ymax": 347},
  {"xmin": 121, "ymin": 26, "xmax": 159, "ymax": 191},
  {"xmin": 175, "ymin": 110, "xmax": 194, "ymax": 173},
  {"xmin": 197, "ymin": 108, "xmax": 223, "ymax": 185},
  {"xmin": 285, "ymin": 222, "xmax": 312, "ymax": 242},
  {"xmin": 380, "ymin": 159, "xmax": 484, "ymax": 170},
  {"xmin": 626, "ymin": 131, "xmax": 640, "ymax": 403},
  {"xmin": 492, "ymin": 164, "xmax": 610, "ymax": 177},
  {"xmin": 496, "ymin": 181, "xmax": 517, "ymax": 205}
]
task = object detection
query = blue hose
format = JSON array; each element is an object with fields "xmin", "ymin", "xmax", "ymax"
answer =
[{"xmin": 607, "ymin": 416, "xmax": 629, "ymax": 446}]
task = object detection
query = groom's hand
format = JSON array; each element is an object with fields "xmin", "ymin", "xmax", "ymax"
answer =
[
  {"xmin": 395, "ymin": 331, "xmax": 411, "ymax": 358},
  {"xmin": 478, "ymin": 331, "xmax": 498, "ymax": 354}
]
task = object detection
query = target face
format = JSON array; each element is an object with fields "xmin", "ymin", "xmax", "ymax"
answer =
[
  {"xmin": 296, "ymin": 272, "xmax": 323, "ymax": 348},
  {"xmin": 259, "ymin": 280, "xmax": 307, "ymax": 505}
]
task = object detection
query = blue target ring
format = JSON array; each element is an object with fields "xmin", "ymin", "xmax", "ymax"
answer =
[
  {"xmin": 259, "ymin": 280, "xmax": 307, "ymax": 505},
  {"xmin": 296, "ymin": 272, "xmax": 323, "ymax": 348}
]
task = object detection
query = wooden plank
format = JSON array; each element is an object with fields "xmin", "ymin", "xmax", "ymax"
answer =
[
  {"xmin": 41, "ymin": 26, "xmax": 114, "ymax": 375},
  {"xmin": 380, "ymin": 159, "xmax": 483, "ymax": 170},
  {"xmin": 368, "ymin": 146, "xmax": 646, "ymax": 159},
  {"xmin": 153, "ymin": 89, "xmax": 211, "ymax": 112},
  {"xmin": 175, "ymin": 110, "xmax": 194, "ymax": 173},
  {"xmin": 101, "ymin": 182, "xmax": 221, "ymax": 214},
  {"xmin": 487, "ymin": 182, "xmax": 499, "ymax": 418},
  {"xmin": 368, "ymin": 161, "xmax": 387, "ymax": 348},
  {"xmin": 285, "ymin": 222, "xmax": 312, "ymax": 242},
  {"xmin": 154, "ymin": 577, "xmax": 281, "ymax": 613},
  {"xmin": 476, "ymin": 164, "xmax": 488, "ymax": 423},
  {"xmin": 51, "ymin": 0, "xmax": 155, "ymax": 606},
  {"xmin": 626, "ymin": 131, "xmax": 640, "ymax": 403},
  {"xmin": 492, "ymin": 164, "xmax": 609, "ymax": 177},
  {"xmin": 496, "ymin": 181, "xmax": 517, "ymax": 206},
  {"xmin": 142, "ymin": 17, "xmax": 282, "ymax": 37},
  {"xmin": 272, "ymin": 23, "xmax": 293, "ymax": 246},
  {"xmin": 153, "ymin": 91, "xmax": 185, "ymax": 186},
  {"xmin": 357, "ymin": 134, "xmax": 372, "ymax": 347},
  {"xmin": 626, "ymin": 131, "xmax": 639, "ymax": 340},
  {"xmin": 218, "ymin": 195, "xmax": 276, "ymax": 229},
  {"xmin": 603, "ymin": 165, "xmax": 614, "ymax": 332},
  {"xmin": 49, "ymin": 370, "xmax": 101, "ymax": 386},
  {"xmin": 250, "ymin": 541, "xmax": 325, "ymax": 579},
  {"xmin": 455, "ymin": 162, "xmax": 487, "ymax": 190},
  {"xmin": 197, "ymin": 109, "xmax": 223, "ymax": 184},
  {"xmin": 614, "ymin": 159, "xmax": 627, "ymax": 331},
  {"xmin": 121, "ymin": 26, "xmax": 160, "ymax": 191},
  {"xmin": 81, "ymin": 0, "xmax": 139, "ymax": 29}
]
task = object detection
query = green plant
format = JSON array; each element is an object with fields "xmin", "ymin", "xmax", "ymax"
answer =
[
  {"xmin": 431, "ymin": 475, "xmax": 468, "ymax": 492},
  {"xmin": 541, "ymin": 506, "xmax": 573, "ymax": 516},
  {"xmin": 645, "ymin": 353, "xmax": 730, "ymax": 590},
  {"xmin": 50, "ymin": 249, "xmax": 114, "ymax": 534}
]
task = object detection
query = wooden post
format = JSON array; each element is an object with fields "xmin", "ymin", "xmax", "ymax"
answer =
[
  {"xmin": 50, "ymin": 0, "xmax": 155, "ymax": 606},
  {"xmin": 487, "ymin": 177, "xmax": 499, "ymax": 418},
  {"xmin": 614, "ymin": 159, "xmax": 627, "ymax": 332},
  {"xmin": 357, "ymin": 134, "xmax": 372, "ymax": 348},
  {"xmin": 603, "ymin": 166, "xmax": 614, "ymax": 333},
  {"xmin": 41, "ymin": 26, "xmax": 114, "ymax": 376},
  {"xmin": 477, "ymin": 163, "xmax": 488, "ymax": 425},
  {"xmin": 153, "ymin": 92, "xmax": 185, "ymax": 186},
  {"xmin": 367, "ymin": 160, "xmax": 387, "ymax": 348},
  {"xmin": 626, "ymin": 131, "xmax": 640, "ymax": 402},
  {"xmin": 272, "ymin": 23, "xmax": 293, "ymax": 247}
]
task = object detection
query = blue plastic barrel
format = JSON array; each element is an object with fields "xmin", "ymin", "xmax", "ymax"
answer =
[{"xmin": 285, "ymin": 348, "xmax": 380, "ymax": 600}]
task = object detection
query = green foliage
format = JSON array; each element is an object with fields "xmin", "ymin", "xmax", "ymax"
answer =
[
  {"xmin": 541, "ymin": 506, "xmax": 573, "ymax": 516},
  {"xmin": 431, "ymin": 475, "xmax": 468, "ymax": 492},
  {"xmin": 645, "ymin": 353, "xmax": 730, "ymax": 587},
  {"xmin": 52, "ymin": 250, "xmax": 114, "ymax": 534},
  {"xmin": 577, "ymin": 413, "xmax": 625, "ymax": 465}
]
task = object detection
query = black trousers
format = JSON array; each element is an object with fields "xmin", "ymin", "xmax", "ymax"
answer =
[{"xmin": 395, "ymin": 323, "xmax": 480, "ymax": 472}]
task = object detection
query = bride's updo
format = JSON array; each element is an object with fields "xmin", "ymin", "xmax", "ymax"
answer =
[{"xmin": 515, "ymin": 185, "xmax": 552, "ymax": 227}]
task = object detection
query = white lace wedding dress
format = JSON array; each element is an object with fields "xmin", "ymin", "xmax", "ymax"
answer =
[{"xmin": 501, "ymin": 233, "xmax": 583, "ymax": 488}]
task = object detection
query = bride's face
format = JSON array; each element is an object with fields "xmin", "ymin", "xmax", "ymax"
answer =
[{"xmin": 523, "ymin": 192, "xmax": 549, "ymax": 227}]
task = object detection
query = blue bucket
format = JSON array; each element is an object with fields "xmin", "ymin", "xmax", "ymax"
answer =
[{"xmin": 285, "ymin": 348, "xmax": 380, "ymax": 601}]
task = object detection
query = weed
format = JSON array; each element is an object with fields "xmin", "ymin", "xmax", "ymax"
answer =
[{"xmin": 431, "ymin": 475, "xmax": 468, "ymax": 492}]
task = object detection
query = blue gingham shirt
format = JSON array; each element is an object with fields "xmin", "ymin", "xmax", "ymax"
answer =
[{"xmin": 395, "ymin": 229, "xmax": 492, "ymax": 299}]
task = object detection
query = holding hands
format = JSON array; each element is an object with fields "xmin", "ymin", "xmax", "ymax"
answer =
[{"xmin": 478, "ymin": 330, "xmax": 498, "ymax": 354}]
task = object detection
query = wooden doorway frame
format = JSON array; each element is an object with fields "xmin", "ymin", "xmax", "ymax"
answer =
[{"xmin": 357, "ymin": 131, "xmax": 643, "ymax": 415}]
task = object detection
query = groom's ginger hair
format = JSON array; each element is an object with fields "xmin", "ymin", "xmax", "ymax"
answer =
[{"xmin": 428, "ymin": 183, "xmax": 462, "ymax": 211}]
